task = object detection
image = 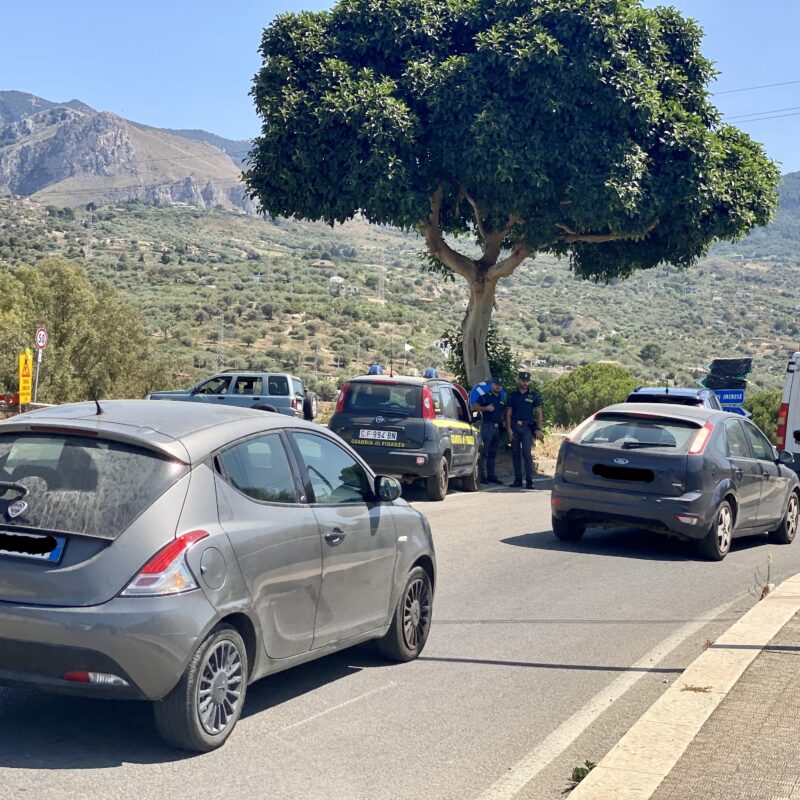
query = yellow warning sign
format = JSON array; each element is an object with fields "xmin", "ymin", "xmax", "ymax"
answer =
[{"xmin": 18, "ymin": 349, "xmax": 33, "ymax": 404}]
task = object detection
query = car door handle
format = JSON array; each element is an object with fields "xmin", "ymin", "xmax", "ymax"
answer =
[
  {"xmin": 734, "ymin": 467, "xmax": 743, "ymax": 480},
  {"xmin": 325, "ymin": 529, "xmax": 347, "ymax": 545}
]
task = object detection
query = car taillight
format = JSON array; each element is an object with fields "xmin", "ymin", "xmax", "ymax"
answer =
[
  {"xmin": 63, "ymin": 671, "xmax": 130, "ymax": 687},
  {"xmin": 688, "ymin": 422, "xmax": 714, "ymax": 455},
  {"xmin": 121, "ymin": 530, "xmax": 208, "ymax": 597},
  {"xmin": 335, "ymin": 382, "xmax": 350, "ymax": 413},
  {"xmin": 291, "ymin": 397, "xmax": 299, "ymax": 411},
  {"xmin": 421, "ymin": 386, "xmax": 436, "ymax": 419},
  {"xmin": 777, "ymin": 403, "xmax": 789, "ymax": 450},
  {"xmin": 565, "ymin": 414, "xmax": 596, "ymax": 443}
]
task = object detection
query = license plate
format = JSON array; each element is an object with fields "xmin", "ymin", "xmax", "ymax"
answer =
[
  {"xmin": 358, "ymin": 429, "xmax": 398, "ymax": 441},
  {"xmin": 0, "ymin": 530, "xmax": 66, "ymax": 564}
]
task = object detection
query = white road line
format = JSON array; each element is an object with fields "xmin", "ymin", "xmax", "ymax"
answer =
[
  {"xmin": 279, "ymin": 682, "xmax": 396, "ymax": 733},
  {"xmin": 474, "ymin": 597, "xmax": 739, "ymax": 800}
]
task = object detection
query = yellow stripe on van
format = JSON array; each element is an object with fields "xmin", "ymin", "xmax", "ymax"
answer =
[{"xmin": 431, "ymin": 419, "xmax": 477, "ymax": 431}]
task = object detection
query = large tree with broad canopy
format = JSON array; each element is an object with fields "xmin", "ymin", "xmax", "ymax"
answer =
[{"xmin": 245, "ymin": 0, "xmax": 779, "ymax": 385}]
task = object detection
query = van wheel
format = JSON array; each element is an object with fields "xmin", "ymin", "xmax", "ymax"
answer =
[
  {"xmin": 769, "ymin": 491, "xmax": 799, "ymax": 544},
  {"xmin": 698, "ymin": 500, "xmax": 733, "ymax": 561},
  {"xmin": 153, "ymin": 624, "xmax": 248, "ymax": 753},
  {"xmin": 460, "ymin": 458, "xmax": 480, "ymax": 492},
  {"xmin": 426, "ymin": 459, "xmax": 449, "ymax": 501},
  {"xmin": 303, "ymin": 392, "xmax": 317, "ymax": 421},
  {"xmin": 552, "ymin": 515, "xmax": 585, "ymax": 542}
]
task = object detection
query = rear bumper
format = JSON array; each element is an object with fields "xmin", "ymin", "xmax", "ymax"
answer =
[
  {"xmin": 0, "ymin": 590, "xmax": 218, "ymax": 700},
  {"xmin": 551, "ymin": 477, "xmax": 715, "ymax": 540},
  {"xmin": 350, "ymin": 445, "xmax": 440, "ymax": 479}
]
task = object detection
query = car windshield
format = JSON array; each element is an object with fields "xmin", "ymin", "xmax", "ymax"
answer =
[
  {"xmin": 344, "ymin": 383, "xmax": 421, "ymax": 416},
  {"xmin": 0, "ymin": 433, "xmax": 189, "ymax": 539},
  {"xmin": 577, "ymin": 414, "xmax": 700, "ymax": 452}
]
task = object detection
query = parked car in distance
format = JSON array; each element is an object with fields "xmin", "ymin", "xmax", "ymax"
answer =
[
  {"xmin": 626, "ymin": 386, "xmax": 724, "ymax": 410},
  {"xmin": 551, "ymin": 403, "xmax": 799, "ymax": 560},
  {"xmin": 147, "ymin": 371, "xmax": 317, "ymax": 420},
  {"xmin": 777, "ymin": 351, "xmax": 800, "ymax": 474},
  {"xmin": 328, "ymin": 375, "xmax": 480, "ymax": 500},
  {"xmin": 0, "ymin": 401, "xmax": 435, "ymax": 751}
]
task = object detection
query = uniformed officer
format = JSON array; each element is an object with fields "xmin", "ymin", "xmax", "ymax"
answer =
[
  {"xmin": 470, "ymin": 376, "xmax": 505, "ymax": 485},
  {"xmin": 504, "ymin": 371, "xmax": 544, "ymax": 489}
]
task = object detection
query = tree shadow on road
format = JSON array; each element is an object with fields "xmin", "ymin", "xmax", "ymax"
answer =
[{"xmin": 503, "ymin": 526, "xmax": 769, "ymax": 562}]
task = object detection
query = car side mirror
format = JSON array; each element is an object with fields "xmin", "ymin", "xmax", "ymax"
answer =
[
  {"xmin": 793, "ymin": 430, "xmax": 800, "ymax": 444},
  {"xmin": 778, "ymin": 450, "xmax": 795, "ymax": 466},
  {"xmin": 471, "ymin": 411, "xmax": 480, "ymax": 423},
  {"xmin": 375, "ymin": 475, "xmax": 401, "ymax": 502}
]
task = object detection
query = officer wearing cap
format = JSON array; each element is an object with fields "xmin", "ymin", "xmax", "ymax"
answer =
[
  {"xmin": 504, "ymin": 371, "xmax": 544, "ymax": 489},
  {"xmin": 470, "ymin": 376, "xmax": 505, "ymax": 485}
]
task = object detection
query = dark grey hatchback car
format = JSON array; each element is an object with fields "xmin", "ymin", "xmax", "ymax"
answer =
[
  {"xmin": 0, "ymin": 401, "xmax": 435, "ymax": 751},
  {"xmin": 551, "ymin": 404, "xmax": 800, "ymax": 560}
]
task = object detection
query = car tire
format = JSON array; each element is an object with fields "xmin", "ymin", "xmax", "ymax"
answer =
[
  {"xmin": 426, "ymin": 458, "xmax": 449, "ymax": 501},
  {"xmin": 376, "ymin": 566, "xmax": 433, "ymax": 662},
  {"xmin": 698, "ymin": 500, "xmax": 734, "ymax": 561},
  {"xmin": 460, "ymin": 458, "xmax": 480, "ymax": 492},
  {"xmin": 303, "ymin": 392, "xmax": 317, "ymax": 421},
  {"xmin": 552, "ymin": 515, "xmax": 585, "ymax": 542},
  {"xmin": 153, "ymin": 624, "xmax": 248, "ymax": 753},
  {"xmin": 768, "ymin": 491, "xmax": 800, "ymax": 545}
]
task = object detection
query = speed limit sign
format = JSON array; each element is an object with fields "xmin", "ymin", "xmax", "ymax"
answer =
[{"xmin": 35, "ymin": 327, "xmax": 49, "ymax": 350}]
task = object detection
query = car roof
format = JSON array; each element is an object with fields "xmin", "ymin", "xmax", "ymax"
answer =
[
  {"xmin": 598, "ymin": 402, "xmax": 727, "ymax": 423},
  {"xmin": 630, "ymin": 387, "xmax": 707, "ymax": 398},
  {"xmin": 348, "ymin": 375, "xmax": 430, "ymax": 386},
  {"xmin": 0, "ymin": 400, "xmax": 320, "ymax": 464}
]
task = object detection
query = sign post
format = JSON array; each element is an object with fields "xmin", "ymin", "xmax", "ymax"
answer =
[
  {"xmin": 18, "ymin": 349, "xmax": 33, "ymax": 406},
  {"xmin": 33, "ymin": 327, "xmax": 48, "ymax": 404}
]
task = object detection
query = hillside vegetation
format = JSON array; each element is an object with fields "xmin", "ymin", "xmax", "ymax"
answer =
[{"xmin": 1, "ymin": 185, "xmax": 798, "ymax": 399}]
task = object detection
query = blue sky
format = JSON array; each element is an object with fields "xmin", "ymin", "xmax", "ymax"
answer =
[{"xmin": 2, "ymin": 1, "xmax": 798, "ymax": 170}]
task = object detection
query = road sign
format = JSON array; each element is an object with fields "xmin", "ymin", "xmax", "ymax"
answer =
[
  {"xmin": 18, "ymin": 349, "xmax": 33, "ymax": 405},
  {"xmin": 714, "ymin": 389, "xmax": 745, "ymax": 405},
  {"xmin": 723, "ymin": 405, "xmax": 748, "ymax": 416},
  {"xmin": 35, "ymin": 327, "xmax": 49, "ymax": 350}
]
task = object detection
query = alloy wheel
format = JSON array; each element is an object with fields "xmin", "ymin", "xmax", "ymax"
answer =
[
  {"xmin": 402, "ymin": 578, "xmax": 431, "ymax": 650},
  {"xmin": 196, "ymin": 639, "xmax": 244, "ymax": 736},
  {"xmin": 787, "ymin": 494, "xmax": 799, "ymax": 540},
  {"xmin": 716, "ymin": 505, "xmax": 733, "ymax": 554}
]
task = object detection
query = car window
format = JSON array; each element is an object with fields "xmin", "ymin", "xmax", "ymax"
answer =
[
  {"xmin": 291, "ymin": 378, "xmax": 304, "ymax": 396},
  {"xmin": 0, "ymin": 434, "xmax": 189, "ymax": 539},
  {"xmin": 725, "ymin": 420, "xmax": 752, "ymax": 458},
  {"xmin": 292, "ymin": 432, "xmax": 372, "ymax": 504},
  {"xmin": 218, "ymin": 434, "xmax": 298, "ymax": 504},
  {"xmin": 436, "ymin": 387, "xmax": 456, "ymax": 420},
  {"xmin": 344, "ymin": 383, "xmax": 420, "ymax": 416},
  {"xmin": 742, "ymin": 422, "xmax": 775, "ymax": 461},
  {"xmin": 266, "ymin": 375, "xmax": 290, "ymax": 396},
  {"xmin": 232, "ymin": 376, "xmax": 263, "ymax": 396},
  {"xmin": 195, "ymin": 376, "xmax": 232, "ymax": 395},
  {"xmin": 449, "ymin": 388, "xmax": 470, "ymax": 423},
  {"xmin": 578, "ymin": 414, "xmax": 699, "ymax": 451}
]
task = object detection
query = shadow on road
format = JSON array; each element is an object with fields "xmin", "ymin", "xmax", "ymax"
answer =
[
  {"xmin": 503, "ymin": 527, "xmax": 769, "ymax": 561},
  {"xmin": 0, "ymin": 644, "xmax": 384, "ymax": 769},
  {"xmin": 418, "ymin": 654, "xmax": 684, "ymax": 674},
  {"xmin": 403, "ymin": 476, "xmax": 553, "ymax": 504}
]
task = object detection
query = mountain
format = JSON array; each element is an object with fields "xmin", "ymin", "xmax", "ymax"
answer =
[
  {"xmin": 159, "ymin": 129, "xmax": 251, "ymax": 167},
  {"xmin": 0, "ymin": 91, "xmax": 253, "ymax": 212}
]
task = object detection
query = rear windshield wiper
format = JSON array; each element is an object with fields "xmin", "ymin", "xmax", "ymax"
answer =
[{"xmin": 621, "ymin": 441, "xmax": 677, "ymax": 449}]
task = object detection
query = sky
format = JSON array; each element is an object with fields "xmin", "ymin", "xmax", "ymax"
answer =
[{"xmin": 1, "ymin": 0, "xmax": 799, "ymax": 170}]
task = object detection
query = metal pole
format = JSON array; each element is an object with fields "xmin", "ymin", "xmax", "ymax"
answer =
[{"xmin": 33, "ymin": 348, "xmax": 42, "ymax": 404}]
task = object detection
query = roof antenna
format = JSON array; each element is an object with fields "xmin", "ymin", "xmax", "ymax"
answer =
[{"xmin": 88, "ymin": 386, "xmax": 103, "ymax": 416}]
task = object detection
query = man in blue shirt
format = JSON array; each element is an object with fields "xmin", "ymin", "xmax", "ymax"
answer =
[
  {"xmin": 504, "ymin": 371, "xmax": 544, "ymax": 489},
  {"xmin": 471, "ymin": 376, "xmax": 505, "ymax": 485}
]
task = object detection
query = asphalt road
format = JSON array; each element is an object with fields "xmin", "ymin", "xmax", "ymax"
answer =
[{"xmin": 2, "ymin": 483, "xmax": 799, "ymax": 800}]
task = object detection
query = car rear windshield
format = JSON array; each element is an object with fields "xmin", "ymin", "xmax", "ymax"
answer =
[
  {"xmin": 0, "ymin": 433, "xmax": 189, "ymax": 539},
  {"xmin": 627, "ymin": 394, "xmax": 703, "ymax": 407},
  {"xmin": 343, "ymin": 383, "xmax": 422, "ymax": 416},
  {"xmin": 577, "ymin": 414, "xmax": 701, "ymax": 451}
]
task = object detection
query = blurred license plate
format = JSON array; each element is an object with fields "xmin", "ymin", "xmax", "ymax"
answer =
[
  {"xmin": 0, "ymin": 531, "xmax": 66, "ymax": 564},
  {"xmin": 359, "ymin": 429, "xmax": 398, "ymax": 441}
]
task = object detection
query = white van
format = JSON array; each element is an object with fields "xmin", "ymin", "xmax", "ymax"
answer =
[{"xmin": 778, "ymin": 351, "xmax": 800, "ymax": 468}]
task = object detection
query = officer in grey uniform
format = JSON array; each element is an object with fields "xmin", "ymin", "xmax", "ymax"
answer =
[
  {"xmin": 471, "ymin": 376, "xmax": 505, "ymax": 485},
  {"xmin": 504, "ymin": 371, "xmax": 544, "ymax": 489}
]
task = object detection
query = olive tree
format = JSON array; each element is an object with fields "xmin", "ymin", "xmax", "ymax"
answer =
[{"xmin": 245, "ymin": 0, "xmax": 779, "ymax": 385}]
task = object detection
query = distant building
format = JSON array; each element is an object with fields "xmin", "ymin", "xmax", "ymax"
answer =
[{"xmin": 311, "ymin": 259, "xmax": 336, "ymax": 269}]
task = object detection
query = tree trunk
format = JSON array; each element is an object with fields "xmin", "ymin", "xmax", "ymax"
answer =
[{"xmin": 461, "ymin": 269, "xmax": 496, "ymax": 387}]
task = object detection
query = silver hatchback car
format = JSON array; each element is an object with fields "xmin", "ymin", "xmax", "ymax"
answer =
[{"xmin": 0, "ymin": 401, "xmax": 435, "ymax": 751}]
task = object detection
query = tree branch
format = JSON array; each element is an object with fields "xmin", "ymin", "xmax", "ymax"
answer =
[
  {"xmin": 480, "ymin": 213, "xmax": 524, "ymax": 266},
  {"xmin": 421, "ymin": 187, "xmax": 476, "ymax": 280},
  {"xmin": 462, "ymin": 187, "xmax": 489, "ymax": 243},
  {"xmin": 488, "ymin": 240, "xmax": 530, "ymax": 280},
  {"xmin": 554, "ymin": 218, "xmax": 660, "ymax": 244}
]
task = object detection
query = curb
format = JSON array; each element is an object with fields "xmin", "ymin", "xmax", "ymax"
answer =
[{"xmin": 568, "ymin": 571, "xmax": 800, "ymax": 800}]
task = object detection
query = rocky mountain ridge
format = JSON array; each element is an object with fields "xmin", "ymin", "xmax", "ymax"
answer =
[{"xmin": 0, "ymin": 91, "xmax": 253, "ymax": 212}]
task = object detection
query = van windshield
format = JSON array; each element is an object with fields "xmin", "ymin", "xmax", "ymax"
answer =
[{"xmin": 0, "ymin": 434, "xmax": 188, "ymax": 539}]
